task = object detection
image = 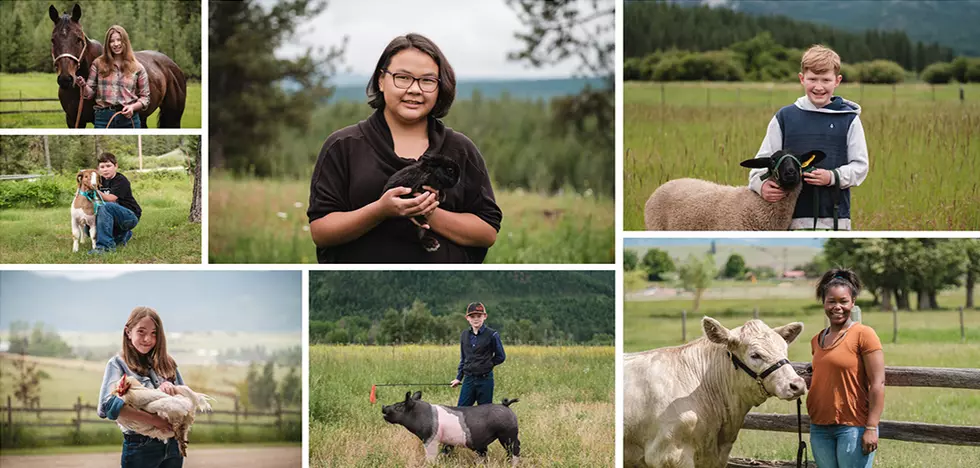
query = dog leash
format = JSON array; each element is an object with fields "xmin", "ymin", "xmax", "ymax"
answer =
[{"xmin": 797, "ymin": 398, "xmax": 808, "ymax": 468}]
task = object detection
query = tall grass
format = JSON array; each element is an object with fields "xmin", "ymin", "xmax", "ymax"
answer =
[
  {"xmin": 208, "ymin": 175, "xmax": 614, "ymax": 264},
  {"xmin": 0, "ymin": 73, "xmax": 203, "ymax": 128},
  {"xmin": 624, "ymin": 82, "xmax": 980, "ymax": 230},
  {"xmin": 310, "ymin": 345, "xmax": 614, "ymax": 467}
]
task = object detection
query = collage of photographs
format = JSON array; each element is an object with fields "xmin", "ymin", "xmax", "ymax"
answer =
[{"xmin": 0, "ymin": 1, "xmax": 977, "ymax": 467}]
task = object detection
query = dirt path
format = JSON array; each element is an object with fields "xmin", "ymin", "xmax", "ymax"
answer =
[{"xmin": 0, "ymin": 446, "xmax": 301, "ymax": 468}]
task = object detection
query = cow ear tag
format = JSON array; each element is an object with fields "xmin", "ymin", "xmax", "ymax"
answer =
[{"xmin": 801, "ymin": 154, "xmax": 816, "ymax": 169}]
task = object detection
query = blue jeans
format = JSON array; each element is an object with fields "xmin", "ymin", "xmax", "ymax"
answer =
[
  {"xmin": 457, "ymin": 372, "xmax": 494, "ymax": 406},
  {"xmin": 95, "ymin": 107, "xmax": 142, "ymax": 128},
  {"xmin": 810, "ymin": 424, "xmax": 876, "ymax": 468},
  {"xmin": 121, "ymin": 434, "xmax": 182, "ymax": 468},
  {"xmin": 95, "ymin": 202, "xmax": 138, "ymax": 250}
]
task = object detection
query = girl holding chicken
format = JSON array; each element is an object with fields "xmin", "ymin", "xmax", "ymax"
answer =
[{"xmin": 98, "ymin": 306, "xmax": 184, "ymax": 467}]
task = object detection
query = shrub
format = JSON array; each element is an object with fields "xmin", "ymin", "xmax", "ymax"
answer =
[
  {"xmin": 921, "ymin": 62, "xmax": 954, "ymax": 84},
  {"xmin": 856, "ymin": 60, "xmax": 906, "ymax": 84}
]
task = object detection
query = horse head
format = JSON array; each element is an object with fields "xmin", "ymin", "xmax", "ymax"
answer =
[{"xmin": 49, "ymin": 4, "xmax": 96, "ymax": 89}]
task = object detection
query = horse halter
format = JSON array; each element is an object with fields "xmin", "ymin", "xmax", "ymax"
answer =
[
  {"xmin": 728, "ymin": 351, "xmax": 791, "ymax": 397},
  {"xmin": 51, "ymin": 31, "xmax": 89, "ymax": 77}
]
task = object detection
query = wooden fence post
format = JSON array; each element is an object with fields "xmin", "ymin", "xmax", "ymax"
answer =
[
  {"xmin": 234, "ymin": 396, "xmax": 240, "ymax": 430},
  {"xmin": 753, "ymin": 307, "xmax": 759, "ymax": 320},
  {"xmin": 682, "ymin": 310, "xmax": 687, "ymax": 342},
  {"xmin": 893, "ymin": 306, "xmax": 899, "ymax": 344},
  {"xmin": 276, "ymin": 396, "xmax": 283, "ymax": 433},
  {"xmin": 6, "ymin": 396, "xmax": 11, "ymax": 428},
  {"xmin": 75, "ymin": 396, "xmax": 82, "ymax": 433},
  {"xmin": 961, "ymin": 306, "xmax": 966, "ymax": 343},
  {"xmin": 661, "ymin": 83, "xmax": 665, "ymax": 105}
]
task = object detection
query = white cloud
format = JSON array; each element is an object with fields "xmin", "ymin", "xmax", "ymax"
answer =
[{"xmin": 32, "ymin": 271, "xmax": 133, "ymax": 281}]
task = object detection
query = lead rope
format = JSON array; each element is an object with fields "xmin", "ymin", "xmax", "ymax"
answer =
[{"xmin": 797, "ymin": 398, "xmax": 808, "ymax": 468}]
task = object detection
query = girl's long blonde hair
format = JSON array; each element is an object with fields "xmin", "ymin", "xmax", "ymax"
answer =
[
  {"xmin": 94, "ymin": 25, "xmax": 139, "ymax": 77},
  {"xmin": 121, "ymin": 306, "xmax": 177, "ymax": 381}
]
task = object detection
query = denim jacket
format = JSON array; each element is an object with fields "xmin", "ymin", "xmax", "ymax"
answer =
[{"xmin": 97, "ymin": 355, "xmax": 184, "ymax": 431}]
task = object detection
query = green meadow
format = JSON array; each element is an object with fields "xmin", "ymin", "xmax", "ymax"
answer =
[
  {"xmin": 624, "ymin": 82, "xmax": 980, "ymax": 230},
  {"xmin": 309, "ymin": 345, "xmax": 614, "ymax": 467},
  {"xmin": 0, "ymin": 73, "xmax": 202, "ymax": 128},
  {"xmin": 625, "ymin": 292, "xmax": 980, "ymax": 467},
  {"xmin": 0, "ymin": 171, "xmax": 200, "ymax": 264},
  {"xmin": 208, "ymin": 175, "xmax": 614, "ymax": 264}
]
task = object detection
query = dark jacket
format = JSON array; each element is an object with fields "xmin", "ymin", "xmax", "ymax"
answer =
[
  {"xmin": 457, "ymin": 325, "xmax": 505, "ymax": 380},
  {"xmin": 307, "ymin": 110, "xmax": 502, "ymax": 263}
]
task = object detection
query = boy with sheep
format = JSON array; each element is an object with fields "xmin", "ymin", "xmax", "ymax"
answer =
[{"xmin": 748, "ymin": 45, "xmax": 869, "ymax": 230}]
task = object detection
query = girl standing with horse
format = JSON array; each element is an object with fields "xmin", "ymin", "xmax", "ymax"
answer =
[{"xmin": 75, "ymin": 25, "xmax": 150, "ymax": 128}]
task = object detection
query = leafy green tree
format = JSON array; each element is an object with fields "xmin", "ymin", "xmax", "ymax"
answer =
[
  {"xmin": 208, "ymin": 0, "xmax": 345, "ymax": 176},
  {"xmin": 624, "ymin": 250, "xmax": 638, "ymax": 272},
  {"xmin": 642, "ymin": 249, "xmax": 675, "ymax": 281},
  {"xmin": 677, "ymin": 254, "xmax": 717, "ymax": 314},
  {"xmin": 249, "ymin": 361, "xmax": 278, "ymax": 411},
  {"xmin": 722, "ymin": 254, "xmax": 747, "ymax": 279},
  {"xmin": 278, "ymin": 366, "xmax": 301, "ymax": 407}
]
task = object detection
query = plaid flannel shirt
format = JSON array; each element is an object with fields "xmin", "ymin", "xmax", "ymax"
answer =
[{"xmin": 86, "ymin": 62, "xmax": 150, "ymax": 110}]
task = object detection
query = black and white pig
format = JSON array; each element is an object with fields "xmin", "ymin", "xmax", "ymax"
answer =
[{"xmin": 381, "ymin": 391, "xmax": 521, "ymax": 465}]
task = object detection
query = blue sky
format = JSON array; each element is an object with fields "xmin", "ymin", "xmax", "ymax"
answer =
[
  {"xmin": 0, "ymin": 271, "xmax": 301, "ymax": 332},
  {"xmin": 623, "ymin": 238, "xmax": 826, "ymax": 248}
]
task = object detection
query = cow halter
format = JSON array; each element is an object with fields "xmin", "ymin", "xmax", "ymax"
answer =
[{"xmin": 727, "ymin": 351, "xmax": 790, "ymax": 398}]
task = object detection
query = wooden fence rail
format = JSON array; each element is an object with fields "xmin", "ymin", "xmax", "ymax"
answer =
[
  {"xmin": 729, "ymin": 364, "xmax": 980, "ymax": 467},
  {"xmin": 0, "ymin": 96, "xmax": 61, "ymax": 115},
  {"xmin": 1, "ymin": 395, "xmax": 300, "ymax": 433}
]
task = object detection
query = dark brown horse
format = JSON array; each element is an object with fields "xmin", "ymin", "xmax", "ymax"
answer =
[{"xmin": 49, "ymin": 4, "xmax": 187, "ymax": 128}]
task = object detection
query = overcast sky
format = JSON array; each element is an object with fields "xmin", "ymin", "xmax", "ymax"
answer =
[
  {"xmin": 0, "ymin": 271, "xmax": 301, "ymax": 333},
  {"xmin": 272, "ymin": 0, "xmax": 604, "ymax": 80}
]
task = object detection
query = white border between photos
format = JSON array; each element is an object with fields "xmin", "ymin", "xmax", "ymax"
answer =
[{"xmin": 614, "ymin": 0, "xmax": 625, "ymax": 467}]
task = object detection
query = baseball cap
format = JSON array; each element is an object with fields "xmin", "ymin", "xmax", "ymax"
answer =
[{"xmin": 465, "ymin": 302, "xmax": 486, "ymax": 316}]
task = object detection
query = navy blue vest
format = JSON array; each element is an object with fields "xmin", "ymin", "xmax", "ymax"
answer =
[
  {"xmin": 461, "ymin": 326, "xmax": 497, "ymax": 377},
  {"xmin": 776, "ymin": 98, "xmax": 857, "ymax": 221}
]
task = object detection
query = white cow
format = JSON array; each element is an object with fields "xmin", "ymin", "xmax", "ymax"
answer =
[{"xmin": 624, "ymin": 317, "xmax": 806, "ymax": 468}]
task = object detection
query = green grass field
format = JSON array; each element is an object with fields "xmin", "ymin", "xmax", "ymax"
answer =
[
  {"xmin": 624, "ymin": 82, "xmax": 980, "ymax": 230},
  {"xmin": 0, "ymin": 354, "xmax": 301, "ymax": 448},
  {"xmin": 0, "ymin": 172, "xmax": 201, "ymax": 263},
  {"xmin": 310, "ymin": 345, "xmax": 614, "ymax": 467},
  {"xmin": 0, "ymin": 73, "xmax": 202, "ymax": 128},
  {"xmin": 208, "ymin": 175, "xmax": 614, "ymax": 264},
  {"xmin": 625, "ymin": 296, "xmax": 980, "ymax": 467}
]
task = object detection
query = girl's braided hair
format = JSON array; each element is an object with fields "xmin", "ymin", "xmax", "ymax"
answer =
[{"xmin": 816, "ymin": 268, "xmax": 862, "ymax": 301}]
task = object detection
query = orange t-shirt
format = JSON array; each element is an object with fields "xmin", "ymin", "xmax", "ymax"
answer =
[{"xmin": 806, "ymin": 323, "xmax": 883, "ymax": 426}]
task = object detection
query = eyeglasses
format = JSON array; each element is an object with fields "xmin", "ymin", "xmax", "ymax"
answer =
[{"xmin": 382, "ymin": 69, "xmax": 439, "ymax": 93}]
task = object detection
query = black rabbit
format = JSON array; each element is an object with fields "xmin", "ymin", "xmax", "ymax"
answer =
[{"xmin": 383, "ymin": 153, "xmax": 461, "ymax": 252}]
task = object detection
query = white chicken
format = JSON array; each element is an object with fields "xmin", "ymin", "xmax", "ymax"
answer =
[{"xmin": 111, "ymin": 375, "xmax": 214, "ymax": 456}]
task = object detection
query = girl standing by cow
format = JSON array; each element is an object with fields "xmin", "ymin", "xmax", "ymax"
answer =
[
  {"xmin": 75, "ymin": 25, "xmax": 150, "ymax": 129},
  {"xmin": 307, "ymin": 33, "xmax": 502, "ymax": 263},
  {"xmin": 807, "ymin": 268, "xmax": 885, "ymax": 467},
  {"xmin": 97, "ymin": 307, "xmax": 184, "ymax": 467}
]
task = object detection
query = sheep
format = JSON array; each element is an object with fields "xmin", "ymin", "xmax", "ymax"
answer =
[{"xmin": 643, "ymin": 150, "xmax": 825, "ymax": 231}]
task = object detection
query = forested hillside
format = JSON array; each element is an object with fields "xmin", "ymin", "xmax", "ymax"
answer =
[
  {"xmin": 309, "ymin": 271, "xmax": 614, "ymax": 345},
  {"xmin": 626, "ymin": 0, "xmax": 955, "ymax": 72}
]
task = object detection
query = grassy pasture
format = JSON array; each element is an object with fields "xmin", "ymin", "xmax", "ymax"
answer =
[
  {"xmin": 208, "ymin": 175, "xmax": 614, "ymax": 264},
  {"xmin": 625, "ymin": 296, "xmax": 980, "ymax": 467},
  {"xmin": 309, "ymin": 345, "xmax": 614, "ymax": 467},
  {"xmin": 0, "ymin": 73, "xmax": 202, "ymax": 128},
  {"xmin": 0, "ymin": 171, "xmax": 201, "ymax": 263},
  {"xmin": 624, "ymin": 82, "xmax": 980, "ymax": 231},
  {"xmin": 0, "ymin": 354, "xmax": 301, "ymax": 449}
]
